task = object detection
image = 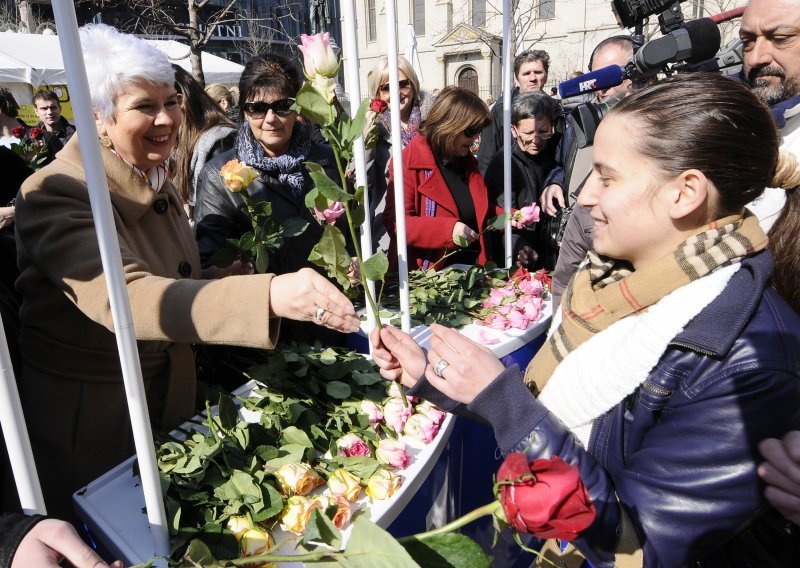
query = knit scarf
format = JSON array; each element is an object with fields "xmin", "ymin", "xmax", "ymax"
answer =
[
  {"xmin": 377, "ymin": 103, "xmax": 422, "ymax": 148},
  {"xmin": 235, "ymin": 122, "xmax": 311, "ymax": 199},
  {"xmin": 524, "ymin": 213, "xmax": 768, "ymax": 392}
]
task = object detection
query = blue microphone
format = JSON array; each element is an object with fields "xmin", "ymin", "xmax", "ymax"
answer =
[{"xmin": 558, "ymin": 65, "xmax": 628, "ymax": 99}]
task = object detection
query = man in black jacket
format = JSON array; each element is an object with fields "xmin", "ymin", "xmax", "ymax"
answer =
[{"xmin": 32, "ymin": 89, "xmax": 75, "ymax": 150}]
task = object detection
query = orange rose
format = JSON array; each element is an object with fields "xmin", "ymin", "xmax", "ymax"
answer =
[{"xmin": 220, "ymin": 159, "xmax": 258, "ymax": 192}]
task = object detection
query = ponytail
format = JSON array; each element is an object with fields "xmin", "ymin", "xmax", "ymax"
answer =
[{"xmin": 768, "ymin": 150, "xmax": 800, "ymax": 314}]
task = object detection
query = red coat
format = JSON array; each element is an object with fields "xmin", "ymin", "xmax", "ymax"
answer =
[{"xmin": 385, "ymin": 135, "xmax": 503, "ymax": 271}]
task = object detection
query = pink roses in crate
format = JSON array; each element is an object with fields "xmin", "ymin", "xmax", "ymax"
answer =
[{"xmin": 477, "ymin": 267, "xmax": 549, "ymax": 332}]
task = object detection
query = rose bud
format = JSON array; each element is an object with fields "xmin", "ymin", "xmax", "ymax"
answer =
[
  {"xmin": 336, "ymin": 433, "xmax": 371, "ymax": 458},
  {"xmin": 416, "ymin": 401, "xmax": 446, "ymax": 426},
  {"xmin": 369, "ymin": 98, "xmax": 388, "ymax": 113},
  {"xmin": 11, "ymin": 126, "xmax": 25, "ymax": 138},
  {"xmin": 360, "ymin": 400, "xmax": 384, "ymax": 428},
  {"xmin": 327, "ymin": 468, "xmax": 362, "ymax": 502},
  {"xmin": 274, "ymin": 462, "xmax": 324, "ymax": 496},
  {"xmin": 226, "ymin": 515, "xmax": 252, "ymax": 540},
  {"xmin": 239, "ymin": 526, "xmax": 276, "ymax": 567},
  {"xmin": 29, "ymin": 127, "xmax": 44, "ymax": 140},
  {"xmin": 366, "ymin": 469, "xmax": 403, "ymax": 500},
  {"xmin": 497, "ymin": 453, "xmax": 596, "ymax": 541},
  {"xmin": 376, "ymin": 439, "xmax": 410, "ymax": 469},
  {"xmin": 383, "ymin": 397, "xmax": 414, "ymax": 433},
  {"xmin": 388, "ymin": 381, "xmax": 417, "ymax": 403},
  {"xmin": 404, "ymin": 413, "xmax": 440, "ymax": 444},
  {"xmin": 298, "ymin": 32, "xmax": 340, "ymax": 79},
  {"xmin": 313, "ymin": 201, "xmax": 346, "ymax": 225},
  {"xmin": 312, "ymin": 494, "xmax": 353, "ymax": 530},
  {"xmin": 281, "ymin": 495, "xmax": 316, "ymax": 535},
  {"xmin": 220, "ymin": 159, "xmax": 258, "ymax": 192}
]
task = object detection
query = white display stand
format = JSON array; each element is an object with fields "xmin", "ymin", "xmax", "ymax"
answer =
[{"xmin": 73, "ymin": 380, "xmax": 455, "ymax": 566}]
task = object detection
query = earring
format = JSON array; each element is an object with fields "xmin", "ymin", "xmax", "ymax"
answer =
[{"xmin": 99, "ymin": 135, "xmax": 112, "ymax": 148}]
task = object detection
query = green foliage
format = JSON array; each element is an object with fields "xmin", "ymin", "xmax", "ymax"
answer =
[
  {"xmin": 401, "ymin": 534, "xmax": 492, "ymax": 568},
  {"xmin": 308, "ymin": 225, "xmax": 354, "ymax": 289}
]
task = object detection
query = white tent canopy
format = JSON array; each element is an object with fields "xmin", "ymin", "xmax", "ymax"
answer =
[{"xmin": 0, "ymin": 31, "xmax": 243, "ymax": 85}]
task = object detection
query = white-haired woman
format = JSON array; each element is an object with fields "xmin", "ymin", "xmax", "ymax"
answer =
[
  {"xmin": 365, "ymin": 55, "xmax": 433, "ymax": 252},
  {"xmin": 12, "ymin": 24, "xmax": 358, "ymax": 519}
]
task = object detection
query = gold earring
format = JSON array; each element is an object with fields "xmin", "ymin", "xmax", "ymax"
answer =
[{"xmin": 99, "ymin": 135, "xmax": 112, "ymax": 148}]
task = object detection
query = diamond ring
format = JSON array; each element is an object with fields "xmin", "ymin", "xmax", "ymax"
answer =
[{"xmin": 433, "ymin": 359, "xmax": 449, "ymax": 377}]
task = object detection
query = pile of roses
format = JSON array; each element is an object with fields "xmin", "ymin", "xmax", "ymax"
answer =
[{"xmin": 476, "ymin": 267, "xmax": 550, "ymax": 332}]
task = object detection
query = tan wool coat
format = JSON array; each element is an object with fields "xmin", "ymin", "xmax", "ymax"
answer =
[{"xmin": 14, "ymin": 136, "xmax": 279, "ymax": 517}]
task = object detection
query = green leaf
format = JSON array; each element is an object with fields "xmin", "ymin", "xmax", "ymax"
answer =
[
  {"xmin": 307, "ymin": 162, "xmax": 351, "ymax": 203},
  {"xmin": 453, "ymin": 234, "xmax": 470, "ymax": 248},
  {"xmin": 264, "ymin": 444, "xmax": 307, "ymax": 468},
  {"xmin": 401, "ymin": 534, "xmax": 492, "ymax": 568},
  {"xmin": 208, "ymin": 244, "xmax": 237, "ymax": 269},
  {"xmin": 216, "ymin": 394, "xmax": 238, "ymax": 432},
  {"xmin": 255, "ymin": 244, "xmax": 270, "ymax": 274},
  {"xmin": 302, "ymin": 508, "xmax": 343, "ymax": 549},
  {"xmin": 308, "ymin": 225, "xmax": 352, "ymax": 288},
  {"xmin": 337, "ymin": 456, "xmax": 380, "ymax": 480},
  {"xmin": 180, "ymin": 539, "xmax": 223, "ymax": 567},
  {"xmin": 486, "ymin": 213, "xmax": 511, "ymax": 231},
  {"xmin": 345, "ymin": 98, "xmax": 372, "ymax": 146},
  {"xmin": 351, "ymin": 186, "xmax": 366, "ymax": 228},
  {"xmin": 325, "ymin": 380, "xmax": 351, "ymax": 399},
  {"xmin": 362, "ymin": 251, "xmax": 389, "ymax": 282},
  {"xmin": 281, "ymin": 426, "xmax": 314, "ymax": 449},
  {"xmin": 342, "ymin": 513, "xmax": 421, "ymax": 567},
  {"xmin": 282, "ymin": 217, "xmax": 309, "ymax": 238},
  {"xmin": 294, "ymin": 83, "xmax": 330, "ymax": 126}
]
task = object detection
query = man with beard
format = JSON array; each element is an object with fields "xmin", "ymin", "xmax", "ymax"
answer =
[{"xmin": 739, "ymin": 0, "xmax": 800, "ymax": 231}]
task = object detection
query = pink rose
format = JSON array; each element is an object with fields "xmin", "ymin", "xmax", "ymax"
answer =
[
  {"xmin": 360, "ymin": 400, "xmax": 384, "ymax": 428},
  {"xmin": 336, "ymin": 433, "xmax": 371, "ymax": 458},
  {"xmin": 314, "ymin": 201, "xmax": 346, "ymax": 224},
  {"xmin": 483, "ymin": 286, "xmax": 515, "ymax": 309},
  {"xmin": 404, "ymin": 413, "xmax": 440, "ymax": 444},
  {"xmin": 522, "ymin": 298, "xmax": 543, "ymax": 321},
  {"xmin": 512, "ymin": 204, "xmax": 541, "ymax": 228},
  {"xmin": 487, "ymin": 313, "xmax": 510, "ymax": 331},
  {"xmin": 383, "ymin": 398, "xmax": 414, "ymax": 433},
  {"xmin": 298, "ymin": 32, "xmax": 339, "ymax": 79},
  {"xmin": 518, "ymin": 278, "xmax": 544, "ymax": 297},
  {"xmin": 416, "ymin": 402, "xmax": 446, "ymax": 426},
  {"xmin": 376, "ymin": 439, "xmax": 410, "ymax": 469},
  {"xmin": 507, "ymin": 309, "xmax": 530, "ymax": 330},
  {"xmin": 388, "ymin": 381, "xmax": 417, "ymax": 403}
]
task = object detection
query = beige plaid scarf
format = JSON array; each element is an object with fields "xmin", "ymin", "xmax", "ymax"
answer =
[{"xmin": 524, "ymin": 213, "xmax": 768, "ymax": 393}]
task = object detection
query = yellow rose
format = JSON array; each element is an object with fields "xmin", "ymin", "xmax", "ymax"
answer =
[
  {"xmin": 327, "ymin": 468, "xmax": 362, "ymax": 502},
  {"xmin": 281, "ymin": 495, "xmax": 316, "ymax": 535},
  {"xmin": 220, "ymin": 159, "xmax": 258, "ymax": 192},
  {"xmin": 365, "ymin": 469, "xmax": 403, "ymax": 501},
  {"xmin": 274, "ymin": 463, "xmax": 324, "ymax": 496},
  {"xmin": 226, "ymin": 515, "xmax": 251, "ymax": 539},
  {"xmin": 312, "ymin": 494, "xmax": 352, "ymax": 530},
  {"xmin": 240, "ymin": 526, "xmax": 276, "ymax": 568}
]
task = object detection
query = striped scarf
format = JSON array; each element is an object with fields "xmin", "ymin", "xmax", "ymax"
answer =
[{"xmin": 524, "ymin": 213, "xmax": 768, "ymax": 392}]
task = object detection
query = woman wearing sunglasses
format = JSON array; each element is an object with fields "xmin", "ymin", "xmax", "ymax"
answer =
[
  {"xmin": 374, "ymin": 74, "xmax": 800, "ymax": 566},
  {"xmin": 484, "ymin": 92, "xmax": 560, "ymax": 270},
  {"xmin": 384, "ymin": 86, "xmax": 504, "ymax": 270},
  {"xmin": 365, "ymin": 56, "xmax": 433, "ymax": 253}
]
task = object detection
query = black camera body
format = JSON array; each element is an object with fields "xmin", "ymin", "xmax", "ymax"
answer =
[{"xmin": 612, "ymin": 0, "xmax": 686, "ymax": 33}]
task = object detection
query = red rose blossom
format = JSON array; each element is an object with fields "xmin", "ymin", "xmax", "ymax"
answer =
[
  {"xmin": 29, "ymin": 127, "xmax": 44, "ymax": 140},
  {"xmin": 11, "ymin": 126, "xmax": 25, "ymax": 138},
  {"xmin": 497, "ymin": 453, "xmax": 596, "ymax": 541},
  {"xmin": 369, "ymin": 98, "xmax": 387, "ymax": 113},
  {"xmin": 533, "ymin": 269, "xmax": 552, "ymax": 289},
  {"xmin": 512, "ymin": 266, "xmax": 531, "ymax": 282}
]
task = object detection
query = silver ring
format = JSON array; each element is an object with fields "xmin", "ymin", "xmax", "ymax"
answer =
[
  {"xmin": 433, "ymin": 359, "xmax": 449, "ymax": 377},
  {"xmin": 314, "ymin": 306, "xmax": 326, "ymax": 321}
]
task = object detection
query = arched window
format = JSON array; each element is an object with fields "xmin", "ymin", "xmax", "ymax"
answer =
[{"xmin": 458, "ymin": 67, "xmax": 479, "ymax": 95}]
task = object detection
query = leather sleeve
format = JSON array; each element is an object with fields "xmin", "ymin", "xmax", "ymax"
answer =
[
  {"xmin": 0, "ymin": 514, "xmax": 45, "ymax": 568},
  {"xmin": 193, "ymin": 160, "xmax": 243, "ymax": 266}
]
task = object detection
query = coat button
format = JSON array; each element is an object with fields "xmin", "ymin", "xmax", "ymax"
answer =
[
  {"xmin": 178, "ymin": 261, "xmax": 192, "ymax": 277},
  {"xmin": 153, "ymin": 199, "xmax": 168, "ymax": 214}
]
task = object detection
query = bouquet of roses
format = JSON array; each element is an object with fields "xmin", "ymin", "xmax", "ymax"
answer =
[
  {"xmin": 475, "ymin": 267, "xmax": 549, "ymax": 332},
  {"xmin": 10, "ymin": 125, "xmax": 48, "ymax": 170}
]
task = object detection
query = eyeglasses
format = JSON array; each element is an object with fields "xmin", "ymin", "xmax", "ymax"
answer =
[
  {"xmin": 243, "ymin": 98, "xmax": 296, "ymax": 118},
  {"xmin": 379, "ymin": 79, "xmax": 411, "ymax": 93},
  {"xmin": 463, "ymin": 125, "xmax": 484, "ymax": 138},
  {"xmin": 517, "ymin": 130, "xmax": 555, "ymax": 141}
]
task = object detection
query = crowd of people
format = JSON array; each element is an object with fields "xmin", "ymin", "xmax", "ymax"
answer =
[{"xmin": 1, "ymin": 0, "xmax": 799, "ymax": 565}]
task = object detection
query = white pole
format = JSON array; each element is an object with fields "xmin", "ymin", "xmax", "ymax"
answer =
[
  {"xmin": 385, "ymin": 0, "xmax": 412, "ymax": 332},
  {"xmin": 340, "ymin": 0, "xmax": 377, "ymax": 335},
  {"xmin": 0, "ymin": 314, "xmax": 45, "ymax": 515},
  {"xmin": 502, "ymin": 0, "xmax": 513, "ymax": 268},
  {"xmin": 50, "ymin": 2, "xmax": 169, "ymax": 561}
]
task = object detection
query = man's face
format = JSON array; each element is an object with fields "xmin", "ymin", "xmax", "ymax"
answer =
[
  {"xmin": 35, "ymin": 98, "xmax": 61, "ymax": 129},
  {"xmin": 741, "ymin": 0, "xmax": 800, "ymax": 106},
  {"xmin": 591, "ymin": 43, "xmax": 633, "ymax": 104},
  {"xmin": 515, "ymin": 60, "xmax": 547, "ymax": 93}
]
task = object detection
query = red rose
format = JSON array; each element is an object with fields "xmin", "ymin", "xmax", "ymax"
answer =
[
  {"xmin": 29, "ymin": 127, "xmax": 44, "ymax": 140},
  {"xmin": 512, "ymin": 266, "xmax": 531, "ymax": 282},
  {"xmin": 533, "ymin": 268, "xmax": 552, "ymax": 289},
  {"xmin": 497, "ymin": 453, "xmax": 596, "ymax": 541},
  {"xmin": 11, "ymin": 126, "xmax": 25, "ymax": 138},
  {"xmin": 369, "ymin": 98, "xmax": 387, "ymax": 113}
]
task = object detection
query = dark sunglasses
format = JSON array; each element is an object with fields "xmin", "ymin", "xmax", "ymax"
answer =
[
  {"xmin": 379, "ymin": 79, "xmax": 411, "ymax": 92},
  {"xmin": 243, "ymin": 98, "xmax": 296, "ymax": 118},
  {"xmin": 463, "ymin": 125, "xmax": 484, "ymax": 138}
]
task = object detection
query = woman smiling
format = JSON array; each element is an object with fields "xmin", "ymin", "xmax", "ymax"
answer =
[{"xmin": 12, "ymin": 25, "xmax": 358, "ymax": 519}]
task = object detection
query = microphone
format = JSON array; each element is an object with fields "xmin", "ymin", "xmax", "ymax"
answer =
[
  {"xmin": 631, "ymin": 18, "xmax": 721, "ymax": 76},
  {"xmin": 558, "ymin": 65, "xmax": 628, "ymax": 99}
]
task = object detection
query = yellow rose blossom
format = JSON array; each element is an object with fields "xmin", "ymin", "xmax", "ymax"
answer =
[
  {"xmin": 281, "ymin": 495, "xmax": 316, "ymax": 535},
  {"xmin": 239, "ymin": 526, "xmax": 276, "ymax": 568},
  {"xmin": 274, "ymin": 462, "xmax": 324, "ymax": 496},
  {"xmin": 327, "ymin": 468, "xmax": 362, "ymax": 502},
  {"xmin": 226, "ymin": 515, "xmax": 251, "ymax": 539},
  {"xmin": 312, "ymin": 494, "xmax": 352, "ymax": 530},
  {"xmin": 365, "ymin": 469, "xmax": 403, "ymax": 501},
  {"xmin": 220, "ymin": 159, "xmax": 258, "ymax": 192}
]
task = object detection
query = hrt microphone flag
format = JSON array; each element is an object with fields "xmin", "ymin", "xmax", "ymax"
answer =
[{"xmin": 558, "ymin": 65, "xmax": 628, "ymax": 99}]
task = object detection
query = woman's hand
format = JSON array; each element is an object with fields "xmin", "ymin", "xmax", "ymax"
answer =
[
  {"xmin": 269, "ymin": 268, "xmax": 360, "ymax": 333},
  {"xmin": 758, "ymin": 431, "xmax": 800, "ymax": 525},
  {"xmin": 11, "ymin": 518, "xmax": 122, "ymax": 568},
  {"xmin": 540, "ymin": 184, "xmax": 565, "ymax": 217},
  {"xmin": 0, "ymin": 205, "xmax": 14, "ymax": 230},
  {"xmin": 369, "ymin": 325, "xmax": 427, "ymax": 388},
  {"xmin": 424, "ymin": 323, "xmax": 505, "ymax": 405},
  {"xmin": 452, "ymin": 221, "xmax": 479, "ymax": 245}
]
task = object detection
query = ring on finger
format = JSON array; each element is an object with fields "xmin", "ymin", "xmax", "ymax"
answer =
[
  {"xmin": 433, "ymin": 358, "xmax": 449, "ymax": 377},
  {"xmin": 314, "ymin": 306, "xmax": 326, "ymax": 321}
]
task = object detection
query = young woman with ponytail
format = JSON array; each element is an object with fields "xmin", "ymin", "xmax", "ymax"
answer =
[{"xmin": 370, "ymin": 73, "xmax": 800, "ymax": 567}]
